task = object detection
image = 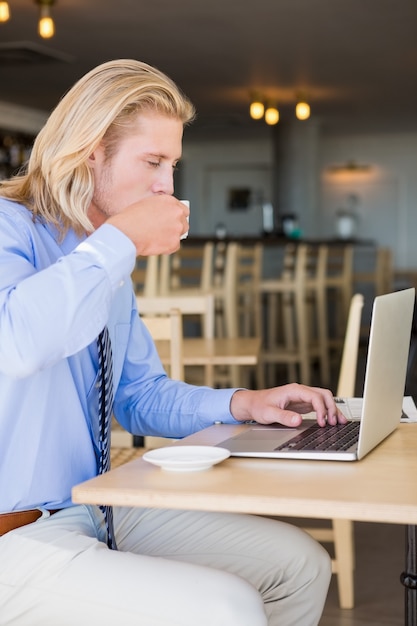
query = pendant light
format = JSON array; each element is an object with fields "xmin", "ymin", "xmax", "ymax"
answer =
[
  {"xmin": 264, "ymin": 104, "xmax": 279, "ymax": 125},
  {"xmin": 0, "ymin": 1, "xmax": 10, "ymax": 22},
  {"xmin": 295, "ymin": 100, "xmax": 311, "ymax": 121},
  {"xmin": 36, "ymin": 0, "xmax": 56, "ymax": 39},
  {"xmin": 295, "ymin": 93, "xmax": 311, "ymax": 120},
  {"xmin": 249, "ymin": 92, "xmax": 265, "ymax": 120}
]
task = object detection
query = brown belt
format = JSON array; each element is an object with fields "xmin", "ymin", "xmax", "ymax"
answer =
[{"xmin": 0, "ymin": 509, "xmax": 61, "ymax": 535}]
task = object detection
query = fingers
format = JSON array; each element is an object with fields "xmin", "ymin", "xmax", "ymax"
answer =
[
  {"xmin": 307, "ymin": 386, "xmax": 347, "ymax": 427},
  {"xmin": 233, "ymin": 384, "xmax": 348, "ymax": 428},
  {"xmin": 108, "ymin": 196, "xmax": 189, "ymax": 256},
  {"xmin": 179, "ymin": 200, "xmax": 190, "ymax": 240},
  {"xmin": 270, "ymin": 383, "xmax": 341, "ymax": 424}
]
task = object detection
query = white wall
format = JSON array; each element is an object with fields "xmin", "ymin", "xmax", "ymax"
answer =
[
  {"xmin": 319, "ymin": 132, "xmax": 417, "ymax": 268},
  {"xmin": 181, "ymin": 138, "xmax": 273, "ymax": 237},
  {"xmin": 181, "ymin": 130, "xmax": 417, "ymax": 269}
]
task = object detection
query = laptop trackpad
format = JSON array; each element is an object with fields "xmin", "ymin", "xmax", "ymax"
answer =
[
  {"xmin": 236, "ymin": 425, "xmax": 297, "ymax": 439},
  {"xmin": 219, "ymin": 424, "xmax": 306, "ymax": 453}
]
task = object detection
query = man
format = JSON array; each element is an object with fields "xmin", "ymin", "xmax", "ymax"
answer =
[{"xmin": 0, "ymin": 59, "xmax": 345, "ymax": 625}]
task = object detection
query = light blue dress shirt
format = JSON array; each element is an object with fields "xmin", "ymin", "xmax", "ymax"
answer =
[{"xmin": 0, "ymin": 199, "xmax": 239, "ymax": 513}]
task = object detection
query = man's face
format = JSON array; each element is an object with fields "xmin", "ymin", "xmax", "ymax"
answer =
[{"xmin": 87, "ymin": 111, "xmax": 183, "ymax": 228}]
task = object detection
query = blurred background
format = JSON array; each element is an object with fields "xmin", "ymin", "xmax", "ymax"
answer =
[{"xmin": 0, "ymin": 0, "xmax": 417, "ymax": 267}]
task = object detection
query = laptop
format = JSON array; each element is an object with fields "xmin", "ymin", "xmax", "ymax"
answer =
[{"xmin": 216, "ymin": 287, "xmax": 415, "ymax": 461}]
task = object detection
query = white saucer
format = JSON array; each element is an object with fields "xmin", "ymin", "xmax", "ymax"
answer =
[{"xmin": 142, "ymin": 445, "xmax": 230, "ymax": 472}]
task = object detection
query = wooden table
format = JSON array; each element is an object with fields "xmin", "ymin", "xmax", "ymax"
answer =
[
  {"xmin": 73, "ymin": 422, "xmax": 417, "ymax": 624},
  {"xmin": 155, "ymin": 337, "xmax": 261, "ymax": 367},
  {"xmin": 155, "ymin": 336, "xmax": 261, "ymax": 389}
]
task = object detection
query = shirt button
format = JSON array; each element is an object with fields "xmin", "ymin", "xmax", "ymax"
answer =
[{"xmin": 119, "ymin": 280, "xmax": 125, "ymax": 287}]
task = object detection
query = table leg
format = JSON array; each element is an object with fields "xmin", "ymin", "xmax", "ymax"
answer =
[{"xmin": 401, "ymin": 524, "xmax": 417, "ymax": 625}]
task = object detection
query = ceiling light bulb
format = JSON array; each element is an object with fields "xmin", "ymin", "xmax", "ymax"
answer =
[
  {"xmin": 0, "ymin": 1, "xmax": 10, "ymax": 22},
  {"xmin": 265, "ymin": 106, "xmax": 279, "ymax": 125},
  {"xmin": 295, "ymin": 101, "xmax": 310, "ymax": 121},
  {"xmin": 250, "ymin": 101, "xmax": 264, "ymax": 120},
  {"xmin": 39, "ymin": 14, "xmax": 54, "ymax": 37},
  {"xmin": 36, "ymin": 0, "xmax": 55, "ymax": 38}
]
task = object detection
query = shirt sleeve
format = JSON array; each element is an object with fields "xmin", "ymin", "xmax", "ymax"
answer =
[{"xmin": 0, "ymin": 206, "xmax": 136, "ymax": 377}]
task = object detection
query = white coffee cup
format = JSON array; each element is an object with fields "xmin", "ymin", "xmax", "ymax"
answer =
[{"xmin": 180, "ymin": 200, "xmax": 190, "ymax": 240}]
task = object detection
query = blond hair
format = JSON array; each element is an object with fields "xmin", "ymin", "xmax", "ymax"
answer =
[{"xmin": 0, "ymin": 59, "xmax": 195, "ymax": 236}]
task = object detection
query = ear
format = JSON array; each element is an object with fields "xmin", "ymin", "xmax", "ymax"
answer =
[
  {"xmin": 87, "ymin": 142, "xmax": 105, "ymax": 168},
  {"xmin": 87, "ymin": 150, "xmax": 97, "ymax": 166}
]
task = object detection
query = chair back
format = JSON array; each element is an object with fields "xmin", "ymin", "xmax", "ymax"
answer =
[
  {"xmin": 137, "ymin": 293, "xmax": 216, "ymax": 386},
  {"xmin": 136, "ymin": 293, "xmax": 215, "ymax": 339},
  {"xmin": 336, "ymin": 293, "xmax": 364, "ymax": 396},
  {"xmin": 214, "ymin": 242, "xmax": 263, "ymax": 338},
  {"xmin": 325, "ymin": 244, "xmax": 354, "ymax": 343},
  {"xmin": 234, "ymin": 243, "xmax": 263, "ymax": 338},
  {"xmin": 131, "ymin": 255, "xmax": 160, "ymax": 297},
  {"xmin": 140, "ymin": 307, "xmax": 184, "ymax": 381},
  {"xmin": 159, "ymin": 242, "xmax": 214, "ymax": 295}
]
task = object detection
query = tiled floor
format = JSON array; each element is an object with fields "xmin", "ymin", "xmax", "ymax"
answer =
[
  {"xmin": 110, "ymin": 446, "xmax": 144, "ymax": 468},
  {"xmin": 320, "ymin": 520, "xmax": 406, "ymax": 625}
]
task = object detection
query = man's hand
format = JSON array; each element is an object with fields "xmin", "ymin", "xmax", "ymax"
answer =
[
  {"xmin": 230, "ymin": 383, "xmax": 348, "ymax": 428},
  {"xmin": 107, "ymin": 195, "xmax": 189, "ymax": 256}
]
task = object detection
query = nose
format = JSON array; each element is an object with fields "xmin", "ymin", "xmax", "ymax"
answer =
[{"xmin": 151, "ymin": 165, "xmax": 175, "ymax": 196}]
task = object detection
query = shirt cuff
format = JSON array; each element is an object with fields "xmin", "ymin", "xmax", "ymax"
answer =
[
  {"xmin": 77, "ymin": 224, "xmax": 136, "ymax": 290},
  {"xmin": 197, "ymin": 387, "xmax": 243, "ymax": 426}
]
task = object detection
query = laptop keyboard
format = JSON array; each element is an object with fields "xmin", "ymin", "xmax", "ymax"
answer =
[{"xmin": 275, "ymin": 421, "xmax": 360, "ymax": 452}]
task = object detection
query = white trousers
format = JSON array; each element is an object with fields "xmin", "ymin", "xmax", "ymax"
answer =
[{"xmin": 0, "ymin": 505, "xmax": 331, "ymax": 626}]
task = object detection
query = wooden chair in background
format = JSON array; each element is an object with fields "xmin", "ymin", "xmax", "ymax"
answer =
[
  {"xmin": 260, "ymin": 243, "xmax": 331, "ymax": 389},
  {"xmin": 158, "ymin": 239, "xmax": 234, "ymax": 351},
  {"xmin": 139, "ymin": 306, "xmax": 185, "ymax": 449},
  {"xmin": 301, "ymin": 292, "xmax": 364, "ymax": 609},
  {"xmin": 136, "ymin": 293, "xmax": 215, "ymax": 339},
  {"xmin": 111, "ymin": 306, "xmax": 184, "ymax": 450},
  {"xmin": 157, "ymin": 241, "xmax": 262, "ymax": 388},
  {"xmin": 325, "ymin": 244, "xmax": 354, "ymax": 356},
  {"xmin": 353, "ymin": 245, "xmax": 393, "ymax": 338},
  {"xmin": 212, "ymin": 242, "xmax": 263, "ymax": 387},
  {"xmin": 260, "ymin": 242, "xmax": 346, "ymax": 389},
  {"xmin": 140, "ymin": 308, "xmax": 184, "ymax": 380},
  {"xmin": 353, "ymin": 246, "xmax": 393, "ymax": 297},
  {"xmin": 131, "ymin": 255, "xmax": 160, "ymax": 296},
  {"xmin": 225, "ymin": 242, "xmax": 263, "ymax": 339},
  {"xmin": 335, "ymin": 293, "xmax": 364, "ymax": 397},
  {"xmin": 159, "ymin": 242, "xmax": 214, "ymax": 295},
  {"xmin": 304, "ymin": 244, "xmax": 331, "ymax": 387},
  {"xmin": 260, "ymin": 244, "xmax": 309, "ymax": 386},
  {"xmin": 136, "ymin": 293, "xmax": 215, "ymax": 386}
]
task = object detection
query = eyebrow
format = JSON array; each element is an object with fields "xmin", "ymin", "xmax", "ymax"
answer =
[{"xmin": 144, "ymin": 152, "xmax": 181, "ymax": 162}]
